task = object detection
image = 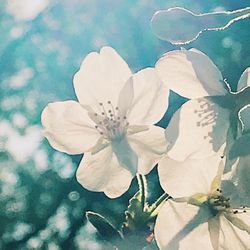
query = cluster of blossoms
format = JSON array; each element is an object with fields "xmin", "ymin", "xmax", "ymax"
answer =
[{"xmin": 42, "ymin": 47, "xmax": 250, "ymax": 249}]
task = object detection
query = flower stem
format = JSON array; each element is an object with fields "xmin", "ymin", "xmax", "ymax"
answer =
[
  {"xmin": 136, "ymin": 174, "xmax": 147, "ymax": 209},
  {"xmin": 150, "ymin": 193, "xmax": 171, "ymax": 215}
]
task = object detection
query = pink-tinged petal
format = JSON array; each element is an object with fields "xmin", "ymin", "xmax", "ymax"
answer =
[
  {"xmin": 73, "ymin": 47, "xmax": 132, "ymax": 108},
  {"xmin": 237, "ymin": 67, "xmax": 250, "ymax": 91},
  {"xmin": 156, "ymin": 48, "xmax": 227, "ymax": 99},
  {"xmin": 76, "ymin": 146, "xmax": 133, "ymax": 198},
  {"xmin": 155, "ymin": 200, "xmax": 214, "ymax": 250},
  {"xmin": 158, "ymin": 154, "xmax": 222, "ymax": 198},
  {"xmin": 128, "ymin": 126, "xmax": 167, "ymax": 175},
  {"xmin": 166, "ymin": 98, "xmax": 230, "ymax": 161},
  {"xmin": 127, "ymin": 68, "xmax": 169, "ymax": 125},
  {"xmin": 41, "ymin": 101, "xmax": 100, "ymax": 154}
]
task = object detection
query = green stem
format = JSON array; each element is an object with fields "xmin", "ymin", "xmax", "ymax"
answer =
[
  {"xmin": 136, "ymin": 174, "xmax": 147, "ymax": 209},
  {"xmin": 150, "ymin": 193, "xmax": 171, "ymax": 215}
]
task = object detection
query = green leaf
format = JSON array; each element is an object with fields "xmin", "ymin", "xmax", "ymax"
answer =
[{"xmin": 86, "ymin": 211, "xmax": 122, "ymax": 242}]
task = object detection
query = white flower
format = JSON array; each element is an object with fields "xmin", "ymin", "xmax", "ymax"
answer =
[
  {"xmin": 155, "ymin": 155, "xmax": 250, "ymax": 250},
  {"xmin": 155, "ymin": 48, "xmax": 250, "ymax": 162},
  {"xmin": 41, "ymin": 47, "xmax": 169, "ymax": 198}
]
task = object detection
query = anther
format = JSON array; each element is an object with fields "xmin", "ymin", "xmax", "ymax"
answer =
[
  {"xmin": 94, "ymin": 113, "xmax": 98, "ymax": 116},
  {"xmin": 102, "ymin": 112, "xmax": 105, "ymax": 115},
  {"xmin": 220, "ymin": 155, "xmax": 224, "ymax": 159},
  {"xmin": 107, "ymin": 101, "xmax": 111, "ymax": 104},
  {"xmin": 99, "ymin": 102, "xmax": 103, "ymax": 106},
  {"xmin": 95, "ymin": 125, "xmax": 98, "ymax": 129},
  {"xmin": 233, "ymin": 210, "xmax": 238, "ymax": 214},
  {"xmin": 244, "ymin": 210, "xmax": 247, "ymax": 213}
]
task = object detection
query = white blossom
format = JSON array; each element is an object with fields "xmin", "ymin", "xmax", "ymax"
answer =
[
  {"xmin": 42, "ymin": 47, "xmax": 169, "ymax": 198},
  {"xmin": 156, "ymin": 155, "xmax": 250, "ymax": 249},
  {"xmin": 155, "ymin": 48, "xmax": 250, "ymax": 162}
]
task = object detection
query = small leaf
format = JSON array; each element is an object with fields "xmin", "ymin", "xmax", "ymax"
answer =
[{"xmin": 86, "ymin": 211, "xmax": 122, "ymax": 242}]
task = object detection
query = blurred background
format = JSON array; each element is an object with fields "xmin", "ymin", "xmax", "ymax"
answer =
[{"xmin": 0, "ymin": 0, "xmax": 249, "ymax": 249}]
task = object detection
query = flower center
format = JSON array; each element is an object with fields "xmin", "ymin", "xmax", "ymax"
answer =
[
  {"xmin": 208, "ymin": 188, "xmax": 248, "ymax": 215},
  {"xmin": 208, "ymin": 189, "xmax": 230, "ymax": 213},
  {"xmin": 89, "ymin": 101, "xmax": 129, "ymax": 140}
]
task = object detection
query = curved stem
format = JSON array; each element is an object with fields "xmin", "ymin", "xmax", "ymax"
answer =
[
  {"xmin": 136, "ymin": 174, "xmax": 147, "ymax": 209},
  {"xmin": 150, "ymin": 193, "xmax": 171, "ymax": 215}
]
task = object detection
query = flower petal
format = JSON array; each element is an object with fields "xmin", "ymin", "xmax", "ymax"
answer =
[
  {"xmin": 155, "ymin": 200, "xmax": 214, "ymax": 250},
  {"xmin": 111, "ymin": 136, "xmax": 138, "ymax": 176},
  {"xmin": 155, "ymin": 48, "xmax": 227, "ymax": 99},
  {"xmin": 208, "ymin": 216, "xmax": 220, "ymax": 250},
  {"xmin": 239, "ymin": 106, "xmax": 250, "ymax": 133},
  {"xmin": 117, "ymin": 76, "xmax": 134, "ymax": 118},
  {"xmin": 229, "ymin": 132, "xmax": 250, "ymax": 159},
  {"xmin": 224, "ymin": 155, "xmax": 250, "ymax": 207},
  {"xmin": 127, "ymin": 68, "xmax": 169, "ymax": 125},
  {"xmin": 166, "ymin": 98, "xmax": 230, "ymax": 161},
  {"xmin": 76, "ymin": 146, "xmax": 133, "ymax": 198},
  {"xmin": 158, "ymin": 154, "xmax": 222, "ymax": 198},
  {"xmin": 219, "ymin": 214, "xmax": 250, "ymax": 249},
  {"xmin": 41, "ymin": 101, "xmax": 100, "ymax": 154},
  {"xmin": 128, "ymin": 126, "xmax": 167, "ymax": 175},
  {"xmin": 73, "ymin": 46, "xmax": 132, "ymax": 107},
  {"xmin": 237, "ymin": 67, "xmax": 250, "ymax": 91}
]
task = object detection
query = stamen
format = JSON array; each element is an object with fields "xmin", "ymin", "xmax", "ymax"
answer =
[{"xmin": 88, "ymin": 100, "xmax": 129, "ymax": 140}]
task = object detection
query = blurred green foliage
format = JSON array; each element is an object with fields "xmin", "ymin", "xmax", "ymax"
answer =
[{"xmin": 0, "ymin": 0, "xmax": 249, "ymax": 249}]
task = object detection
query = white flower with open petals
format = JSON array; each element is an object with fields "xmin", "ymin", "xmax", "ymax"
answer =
[
  {"xmin": 155, "ymin": 48, "xmax": 250, "ymax": 162},
  {"xmin": 155, "ymin": 155, "xmax": 250, "ymax": 250},
  {"xmin": 42, "ymin": 47, "xmax": 169, "ymax": 198}
]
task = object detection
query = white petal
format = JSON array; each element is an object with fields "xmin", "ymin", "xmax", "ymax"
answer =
[
  {"xmin": 219, "ymin": 214, "xmax": 250, "ymax": 249},
  {"xmin": 166, "ymin": 98, "xmax": 230, "ymax": 161},
  {"xmin": 73, "ymin": 46, "xmax": 132, "ymax": 107},
  {"xmin": 128, "ymin": 126, "xmax": 167, "ymax": 175},
  {"xmin": 208, "ymin": 216, "xmax": 220, "ymax": 250},
  {"xmin": 237, "ymin": 67, "xmax": 250, "ymax": 91},
  {"xmin": 155, "ymin": 200, "xmax": 214, "ymax": 250},
  {"xmin": 158, "ymin": 154, "xmax": 222, "ymax": 198},
  {"xmin": 117, "ymin": 77, "xmax": 134, "ymax": 118},
  {"xmin": 111, "ymin": 136, "xmax": 138, "ymax": 176},
  {"xmin": 127, "ymin": 68, "xmax": 169, "ymax": 125},
  {"xmin": 239, "ymin": 106, "xmax": 250, "ymax": 133},
  {"xmin": 155, "ymin": 48, "xmax": 227, "ymax": 99},
  {"xmin": 225, "ymin": 155, "xmax": 250, "ymax": 207},
  {"xmin": 41, "ymin": 101, "xmax": 100, "ymax": 154},
  {"xmin": 229, "ymin": 133, "xmax": 250, "ymax": 159},
  {"xmin": 76, "ymin": 146, "xmax": 133, "ymax": 198}
]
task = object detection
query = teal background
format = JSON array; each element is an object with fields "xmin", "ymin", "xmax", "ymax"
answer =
[{"xmin": 0, "ymin": 0, "xmax": 249, "ymax": 249}]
